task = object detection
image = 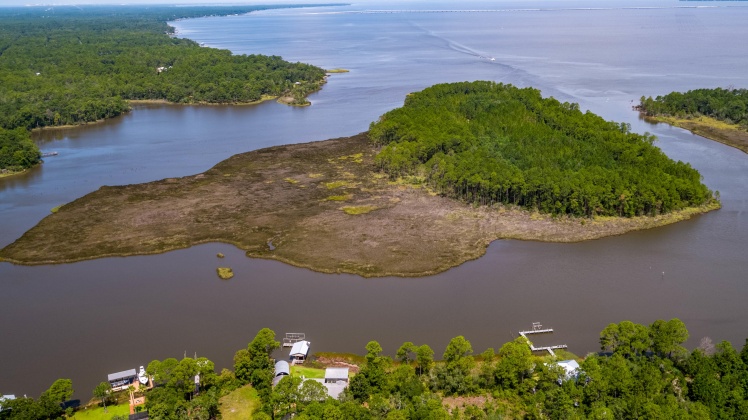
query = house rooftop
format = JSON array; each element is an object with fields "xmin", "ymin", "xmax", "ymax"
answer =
[
  {"xmin": 290, "ymin": 340, "xmax": 310, "ymax": 356},
  {"xmin": 324, "ymin": 367, "xmax": 349, "ymax": 381},
  {"xmin": 108, "ymin": 368, "xmax": 137, "ymax": 382}
]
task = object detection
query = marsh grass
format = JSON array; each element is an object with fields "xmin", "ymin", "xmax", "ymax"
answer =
[
  {"xmin": 342, "ymin": 205, "xmax": 378, "ymax": 215},
  {"xmin": 325, "ymin": 194, "xmax": 352, "ymax": 201}
]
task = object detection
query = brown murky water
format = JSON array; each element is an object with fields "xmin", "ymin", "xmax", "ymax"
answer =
[{"xmin": 1, "ymin": 1, "xmax": 747, "ymax": 398}]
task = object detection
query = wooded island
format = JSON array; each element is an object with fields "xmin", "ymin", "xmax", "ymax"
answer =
[{"xmin": 0, "ymin": 84, "xmax": 719, "ymax": 276}]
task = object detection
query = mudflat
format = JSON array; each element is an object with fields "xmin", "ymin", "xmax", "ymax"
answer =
[{"xmin": 0, "ymin": 133, "xmax": 719, "ymax": 277}]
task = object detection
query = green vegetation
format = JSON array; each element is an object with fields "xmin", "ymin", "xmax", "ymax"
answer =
[
  {"xmin": 70, "ymin": 403, "xmax": 129, "ymax": 420},
  {"xmin": 0, "ymin": 133, "xmax": 719, "ymax": 277},
  {"xmin": 342, "ymin": 205, "xmax": 378, "ymax": 215},
  {"xmin": 5, "ymin": 323, "xmax": 748, "ymax": 419},
  {"xmin": 370, "ymin": 81, "xmax": 714, "ymax": 217},
  {"xmin": 1, "ymin": 378, "xmax": 74, "ymax": 419},
  {"xmin": 638, "ymin": 88, "xmax": 748, "ymax": 153},
  {"xmin": 639, "ymin": 87, "xmax": 748, "ymax": 128},
  {"xmin": 324, "ymin": 180, "xmax": 357, "ymax": 189},
  {"xmin": 291, "ymin": 366, "xmax": 326, "ymax": 379},
  {"xmin": 216, "ymin": 267, "xmax": 233, "ymax": 279},
  {"xmin": 324, "ymin": 194, "xmax": 352, "ymax": 201},
  {"xmin": 218, "ymin": 385, "xmax": 260, "ymax": 420},
  {"xmin": 0, "ymin": 127, "xmax": 40, "ymax": 172},
  {"xmin": 0, "ymin": 5, "xmax": 330, "ymax": 171}
]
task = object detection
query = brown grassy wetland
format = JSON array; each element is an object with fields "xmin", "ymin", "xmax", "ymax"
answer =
[{"xmin": 0, "ymin": 133, "xmax": 719, "ymax": 277}]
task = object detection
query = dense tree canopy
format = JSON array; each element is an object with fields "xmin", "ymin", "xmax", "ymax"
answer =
[
  {"xmin": 4, "ymin": 321, "xmax": 748, "ymax": 419},
  {"xmin": 369, "ymin": 81, "xmax": 714, "ymax": 217},
  {"xmin": 0, "ymin": 127, "xmax": 40, "ymax": 171},
  {"xmin": 639, "ymin": 87, "xmax": 748, "ymax": 128},
  {"xmin": 0, "ymin": 5, "xmax": 329, "ymax": 170}
]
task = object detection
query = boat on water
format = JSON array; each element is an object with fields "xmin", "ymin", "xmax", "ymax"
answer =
[{"xmin": 138, "ymin": 366, "xmax": 148, "ymax": 385}]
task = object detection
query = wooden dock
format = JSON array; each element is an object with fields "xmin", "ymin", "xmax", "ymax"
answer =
[
  {"xmin": 282, "ymin": 333, "xmax": 305, "ymax": 347},
  {"xmin": 518, "ymin": 323, "xmax": 567, "ymax": 356}
]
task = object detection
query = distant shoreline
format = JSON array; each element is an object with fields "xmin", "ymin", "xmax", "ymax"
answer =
[{"xmin": 641, "ymin": 113, "xmax": 748, "ymax": 154}]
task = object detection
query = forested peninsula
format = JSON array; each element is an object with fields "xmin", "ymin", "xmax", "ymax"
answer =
[
  {"xmin": 0, "ymin": 5, "xmax": 336, "ymax": 174},
  {"xmin": 0, "ymin": 83, "xmax": 719, "ymax": 276},
  {"xmin": 638, "ymin": 87, "xmax": 748, "ymax": 153}
]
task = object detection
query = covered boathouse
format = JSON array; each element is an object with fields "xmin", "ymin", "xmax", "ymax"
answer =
[
  {"xmin": 289, "ymin": 340, "xmax": 310, "ymax": 364},
  {"xmin": 108, "ymin": 368, "xmax": 137, "ymax": 391}
]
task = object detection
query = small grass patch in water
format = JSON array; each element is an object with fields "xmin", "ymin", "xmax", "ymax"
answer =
[
  {"xmin": 308, "ymin": 173, "xmax": 324, "ymax": 178},
  {"xmin": 217, "ymin": 267, "xmax": 234, "ymax": 279},
  {"xmin": 284, "ymin": 178, "xmax": 299, "ymax": 184},
  {"xmin": 342, "ymin": 205, "xmax": 378, "ymax": 215}
]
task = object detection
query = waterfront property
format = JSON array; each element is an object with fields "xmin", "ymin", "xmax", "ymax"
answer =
[
  {"xmin": 324, "ymin": 367, "xmax": 349, "ymax": 384},
  {"xmin": 108, "ymin": 369, "xmax": 137, "ymax": 391},
  {"xmin": 282, "ymin": 333, "xmax": 306, "ymax": 348},
  {"xmin": 556, "ymin": 360, "xmax": 581, "ymax": 383},
  {"xmin": 273, "ymin": 360, "xmax": 291, "ymax": 387},
  {"xmin": 289, "ymin": 340, "xmax": 311, "ymax": 364},
  {"xmin": 518, "ymin": 323, "xmax": 568, "ymax": 357},
  {"xmin": 1, "ymin": 394, "xmax": 16, "ymax": 411}
]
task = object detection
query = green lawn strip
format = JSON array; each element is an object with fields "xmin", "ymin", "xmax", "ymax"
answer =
[
  {"xmin": 219, "ymin": 385, "xmax": 260, "ymax": 420},
  {"xmin": 72, "ymin": 403, "xmax": 129, "ymax": 419},
  {"xmin": 291, "ymin": 366, "xmax": 326, "ymax": 379}
]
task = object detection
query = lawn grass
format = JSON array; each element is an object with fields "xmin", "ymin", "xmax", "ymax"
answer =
[
  {"xmin": 72, "ymin": 403, "xmax": 129, "ymax": 420},
  {"xmin": 219, "ymin": 385, "xmax": 260, "ymax": 420},
  {"xmin": 291, "ymin": 366, "xmax": 325, "ymax": 379}
]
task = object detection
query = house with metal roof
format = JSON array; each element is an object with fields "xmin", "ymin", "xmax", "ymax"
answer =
[
  {"xmin": 275, "ymin": 360, "xmax": 290, "ymax": 377},
  {"xmin": 272, "ymin": 360, "xmax": 291, "ymax": 387},
  {"xmin": 324, "ymin": 367, "xmax": 349, "ymax": 384},
  {"xmin": 556, "ymin": 360, "xmax": 581, "ymax": 382},
  {"xmin": 289, "ymin": 340, "xmax": 310, "ymax": 364},
  {"xmin": 108, "ymin": 368, "xmax": 137, "ymax": 391}
]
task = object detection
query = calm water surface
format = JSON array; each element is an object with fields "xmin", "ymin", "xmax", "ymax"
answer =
[{"xmin": 2, "ymin": 0, "xmax": 748, "ymax": 397}]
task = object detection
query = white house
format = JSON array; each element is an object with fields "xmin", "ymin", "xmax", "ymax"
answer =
[
  {"xmin": 324, "ymin": 367, "xmax": 349, "ymax": 384},
  {"xmin": 556, "ymin": 359, "xmax": 581, "ymax": 383},
  {"xmin": 289, "ymin": 340, "xmax": 310, "ymax": 364}
]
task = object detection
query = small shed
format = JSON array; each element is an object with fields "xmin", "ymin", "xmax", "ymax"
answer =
[
  {"xmin": 108, "ymin": 368, "xmax": 137, "ymax": 391},
  {"xmin": 324, "ymin": 367, "xmax": 349, "ymax": 383},
  {"xmin": 556, "ymin": 360, "xmax": 581, "ymax": 382},
  {"xmin": 289, "ymin": 340, "xmax": 310, "ymax": 364},
  {"xmin": 275, "ymin": 360, "xmax": 290, "ymax": 377}
]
